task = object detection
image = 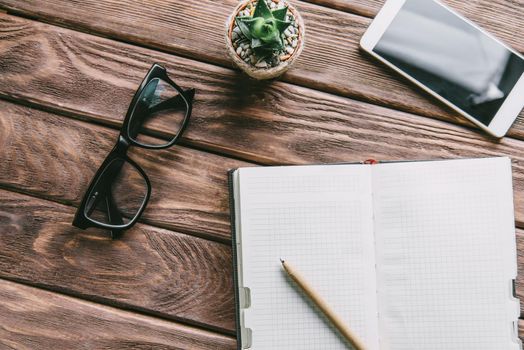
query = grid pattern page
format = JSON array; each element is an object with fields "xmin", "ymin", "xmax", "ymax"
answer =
[
  {"xmin": 372, "ymin": 158, "xmax": 520, "ymax": 350},
  {"xmin": 237, "ymin": 164, "xmax": 379, "ymax": 350}
]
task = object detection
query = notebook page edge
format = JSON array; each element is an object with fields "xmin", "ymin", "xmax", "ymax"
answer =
[{"xmin": 229, "ymin": 169, "xmax": 253, "ymax": 350}]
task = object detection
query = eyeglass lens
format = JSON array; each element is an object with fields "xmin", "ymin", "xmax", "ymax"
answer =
[
  {"xmin": 84, "ymin": 158, "xmax": 148, "ymax": 226},
  {"xmin": 128, "ymin": 78, "xmax": 188, "ymax": 147}
]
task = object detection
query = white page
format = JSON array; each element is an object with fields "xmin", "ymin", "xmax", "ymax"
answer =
[
  {"xmin": 237, "ymin": 164, "xmax": 379, "ymax": 349},
  {"xmin": 372, "ymin": 158, "xmax": 520, "ymax": 350}
]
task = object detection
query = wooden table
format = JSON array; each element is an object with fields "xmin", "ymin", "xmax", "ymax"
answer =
[{"xmin": 0, "ymin": 0, "xmax": 523, "ymax": 348}]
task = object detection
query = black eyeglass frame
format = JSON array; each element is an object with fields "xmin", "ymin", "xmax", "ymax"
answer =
[{"xmin": 72, "ymin": 63, "xmax": 194, "ymax": 237}]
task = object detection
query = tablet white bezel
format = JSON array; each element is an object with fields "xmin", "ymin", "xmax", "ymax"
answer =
[{"xmin": 359, "ymin": 0, "xmax": 524, "ymax": 138}]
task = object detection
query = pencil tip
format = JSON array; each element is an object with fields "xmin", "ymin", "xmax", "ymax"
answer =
[{"xmin": 280, "ymin": 257, "xmax": 285, "ymax": 264}]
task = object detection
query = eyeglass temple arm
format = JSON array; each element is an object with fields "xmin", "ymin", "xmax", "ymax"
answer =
[
  {"xmin": 98, "ymin": 165, "xmax": 126, "ymax": 238},
  {"xmin": 104, "ymin": 193, "xmax": 125, "ymax": 239},
  {"xmin": 85, "ymin": 164, "xmax": 125, "ymax": 237},
  {"xmin": 83, "ymin": 186, "xmax": 124, "ymax": 239},
  {"xmin": 95, "ymin": 186, "xmax": 125, "ymax": 239}
]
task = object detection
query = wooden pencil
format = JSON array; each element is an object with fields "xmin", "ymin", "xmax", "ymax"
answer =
[{"xmin": 280, "ymin": 258, "xmax": 367, "ymax": 350}]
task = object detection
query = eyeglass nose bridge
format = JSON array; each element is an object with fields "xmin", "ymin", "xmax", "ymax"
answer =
[{"xmin": 114, "ymin": 135, "xmax": 131, "ymax": 155}]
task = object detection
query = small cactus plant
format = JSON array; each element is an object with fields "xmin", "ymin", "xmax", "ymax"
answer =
[
  {"xmin": 226, "ymin": 0, "xmax": 304, "ymax": 79},
  {"xmin": 235, "ymin": 0, "xmax": 292, "ymax": 60}
]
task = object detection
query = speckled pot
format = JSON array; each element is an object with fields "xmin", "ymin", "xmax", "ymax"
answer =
[{"xmin": 225, "ymin": 0, "xmax": 305, "ymax": 80}]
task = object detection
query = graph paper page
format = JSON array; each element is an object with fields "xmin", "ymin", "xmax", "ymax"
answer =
[
  {"xmin": 372, "ymin": 157, "xmax": 520, "ymax": 350},
  {"xmin": 236, "ymin": 164, "xmax": 379, "ymax": 349}
]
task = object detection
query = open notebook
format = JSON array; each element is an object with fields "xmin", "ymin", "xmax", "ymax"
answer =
[{"xmin": 229, "ymin": 157, "xmax": 521, "ymax": 350}]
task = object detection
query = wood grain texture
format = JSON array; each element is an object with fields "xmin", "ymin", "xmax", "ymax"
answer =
[
  {"xmin": 0, "ymin": 99, "xmax": 248, "ymax": 240},
  {"xmin": 300, "ymin": 0, "xmax": 376, "ymax": 17},
  {"xmin": 302, "ymin": 0, "xmax": 524, "ymax": 40},
  {"xmin": 516, "ymin": 230, "xmax": 524, "ymax": 317},
  {"xmin": 0, "ymin": 3, "xmax": 523, "ymax": 139},
  {"xmin": 0, "ymin": 188, "xmax": 235, "ymax": 332},
  {"xmin": 0, "ymin": 278, "xmax": 235, "ymax": 349},
  {"xmin": 310, "ymin": 0, "xmax": 524, "ymax": 47},
  {"xmin": 1, "ymin": 16, "xmax": 524, "ymax": 228}
]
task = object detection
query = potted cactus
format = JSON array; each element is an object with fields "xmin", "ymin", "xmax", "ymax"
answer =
[{"xmin": 225, "ymin": 0, "xmax": 305, "ymax": 80}]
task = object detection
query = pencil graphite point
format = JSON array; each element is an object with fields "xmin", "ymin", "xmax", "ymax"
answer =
[{"xmin": 280, "ymin": 257, "xmax": 285, "ymax": 264}]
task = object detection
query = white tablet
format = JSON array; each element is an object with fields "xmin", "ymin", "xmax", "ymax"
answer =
[{"xmin": 360, "ymin": 0, "xmax": 524, "ymax": 137}]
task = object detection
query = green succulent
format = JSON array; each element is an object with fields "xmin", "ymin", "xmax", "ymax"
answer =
[{"xmin": 235, "ymin": 1, "xmax": 292, "ymax": 58}]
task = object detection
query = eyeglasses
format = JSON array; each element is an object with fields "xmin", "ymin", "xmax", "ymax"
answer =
[{"xmin": 72, "ymin": 63, "xmax": 195, "ymax": 238}]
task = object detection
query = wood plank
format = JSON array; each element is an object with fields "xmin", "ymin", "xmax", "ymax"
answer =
[
  {"xmin": 2, "ymin": 17, "xmax": 524, "ymax": 227},
  {"xmin": 303, "ymin": 0, "xmax": 524, "ymax": 49},
  {"xmin": 0, "ymin": 99, "xmax": 248, "ymax": 241},
  {"xmin": 0, "ymin": 188, "xmax": 235, "ymax": 332},
  {"xmin": 299, "ymin": 0, "xmax": 377, "ymax": 17},
  {"xmin": 0, "ymin": 278, "xmax": 235, "ymax": 349},
  {"xmin": 1, "ymin": 3, "xmax": 523, "ymax": 139},
  {"xmin": 516, "ymin": 230, "xmax": 524, "ymax": 317}
]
